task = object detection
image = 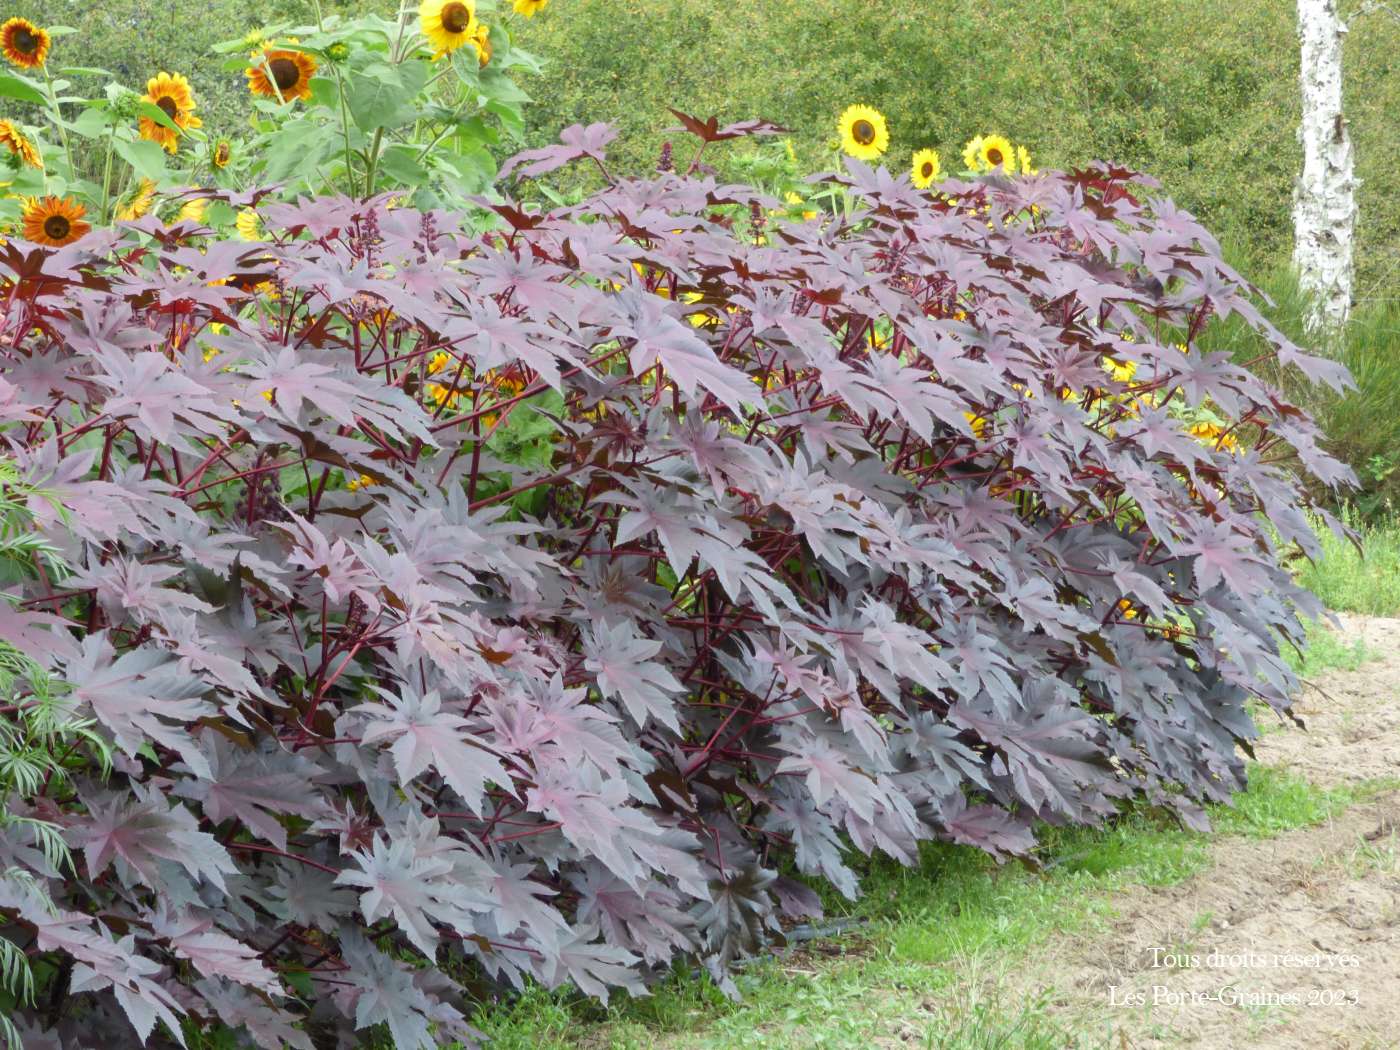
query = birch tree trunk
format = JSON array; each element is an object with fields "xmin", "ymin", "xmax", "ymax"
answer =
[{"xmin": 1293, "ymin": 0, "xmax": 1358, "ymax": 334}]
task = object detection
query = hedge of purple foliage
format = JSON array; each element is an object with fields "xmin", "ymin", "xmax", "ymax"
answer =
[{"xmin": 0, "ymin": 122, "xmax": 1354, "ymax": 1048}]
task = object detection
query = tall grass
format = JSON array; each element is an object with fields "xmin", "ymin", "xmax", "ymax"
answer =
[{"xmin": 1295, "ymin": 506, "xmax": 1400, "ymax": 616}]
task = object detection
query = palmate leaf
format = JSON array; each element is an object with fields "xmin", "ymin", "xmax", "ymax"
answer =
[
  {"xmin": 691, "ymin": 862, "xmax": 778, "ymax": 974},
  {"xmin": 1174, "ymin": 517, "xmax": 1273, "ymax": 597},
  {"xmin": 666, "ymin": 109, "xmax": 787, "ymax": 143},
  {"xmin": 70, "ymin": 787, "xmax": 238, "ymax": 893},
  {"xmin": 526, "ymin": 764, "xmax": 707, "ymax": 897},
  {"xmin": 485, "ymin": 674, "xmax": 634, "ymax": 779},
  {"xmin": 195, "ymin": 979, "xmax": 313, "ymax": 1050},
  {"xmin": 90, "ymin": 349, "xmax": 241, "ymax": 451},
  {"xmin": 337, "ymin": 836, "xmax": 474, "ymax": 959},
  {"xmin": 66, "ymin": 556, "xmax": 214, "ymax": 630},
  {"xmin": 339, "ymin": 931, "xmax": 439, "ymax": 1050},
  {"xmin": 450, "ymin": 296, "xmax": 577, "ymax": 389},
  {"xmin": 0, "ymin": 595, "xmax": 75, "ymax": 664},
  {"xmin": 613, "ymin": 288, "xmax": 757, "ymax": 414},
  {"xmin": 585, "ymin": 620, "xmax": 683, "ymax": 731},
  {"xmin": 61, "ymin": 634, "xmax": 217, "ymax": 780},
  {"xmin": 938, "ymin": 792, "xmax": 1037, "ymax": 860},
  {"xmin": 570, "ymin": 866, "xmax": 697, "ymax": 964},
  {"xmin": 173, "ymin": 733, "xmax": 324, "ymax": 850},
  {"xmin": 26, "ymin": 908, "xmax": 186, "ymax": 1045},
  {"xmin": 476, "ymin": 855, "xmax": 571, "ymax": 952},
  {"xmin": 776, "ymin": 735, "xmax": 885, "ymax": 822},
  {"xmin": 540, "ymin": 924, "xmax": 645, "ymax": 1005},
  {"xmin": 242, "ymin": 345, "xmax": 437, "ymax": 447},
  {"xmin": 360, "ymin": 685, "xmax": 513, "ymax": 812},
  {"xmin": 151, "ymin": 907, "xmax": 282, "ymax": 994},
  {"xmin": 499, "ymin": 121, "xmax": 618, "ymax": 179}
]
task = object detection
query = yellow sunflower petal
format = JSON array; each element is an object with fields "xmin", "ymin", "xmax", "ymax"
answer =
[
  {"xmin": 21, "ymin": 195, "xmax": 90, "ymax": 247},
  {"xmin": 961, "ymin": 136, "xmax": 984, "ymax": 172},
  {"xmin": 235, "ymin": 208, "xmax": 263, "ymax": 242},
  {"xmin": 1, "ymin": 18, "xmax": 50, "ymax": 70},
  {"xmin": 910, "ymin": 148, "xmax": 941, "ymax": 189},
  {"xmin": 420, "ymin": 0, "xmax": 477, "ymax": 58},
  {"xmin": 0, "ymin": 120, "xmax": 41, "ymax": 168},
  {"xmin": 245, "ymin": 44, "xmax": 317, "ymax": 102},
  {"xmin": 116, "ymin": 179, "xmax": 158, "ymax": 222},
  {"xmin": 139, "ymin": 72, "xmax": 200, "ymax": 153},
  {"xmin": 976, "ymin": 134, "xmax": 1015, "ymax": 175},
  {"xmin": 837, "ymin": 104, "xmax": 889, "ymax": 162}
]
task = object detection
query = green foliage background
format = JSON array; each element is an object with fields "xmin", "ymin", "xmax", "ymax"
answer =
[
  {"xmin": 506, "ymin": 0, "xmax": 1400, "ymax": 293},
  {"xmin": 15, "ymin": 0, "xmax": 1399, "ymax": 294}
]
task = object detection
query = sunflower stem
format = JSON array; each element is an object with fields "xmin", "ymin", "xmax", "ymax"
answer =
[
  {"xmin": 366, "ymin": 0, "xmax": 412, "ymax": 196},
  {"xmin": 391, "ymin": 0, "xmax": 412, "ymax": 62},
  {"xmin": 310, "ymin": 0, "xmax": 365, "ymax": 198},
  {"xmin": 40, "ymin": 64, "xmax": 76, "ymax": 181},
  {"xmin": 363, "ymin": 128, "xmax": 385, "ymax": 197},
  {"xmin": 98, "ymin": 122, "xmax": 117, "ymax": 225}
]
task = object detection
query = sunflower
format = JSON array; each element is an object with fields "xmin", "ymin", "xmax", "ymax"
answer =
[
  {"xmin": 469, "ymin": 22, "xmax": 492, "ymax": 66},
  {"xmin": 420, "ymin": 0, "xmax": 477, "ymax": 58},
  {"xmin": 961, "ymin": 135, "xmax": 984, "ymax": 172},
  {"xmin": 1103, "ymin": 357, "xmax": 1137, "ymax": 384},
  {"xmin": 1017, "ymin": 144, "xmax": 1036, "ymax": 176},
  {"xmin": 235, "ymin": 208, "xmax": 263, "ymax": 241},
  {"xmin": 480, "ymin": 374, "xmax": 525, "ymax": 428},
  {"xmin": 976, "ymin": 134, "xmax": 1014, "ymax": 174},
  {"xmin": 910, "ymin": 148, "xmax": 941, "ymax": 189},
  {"xmin": 246, "ymin": 41, "xmax": 317, "ymax": 102},
  {"xmin": 837, "ymin": 104, "xmax": 889, "ymax": 162},
  {"xmin": 784, "ymin": 191, "xmax": 818, "ymax": 221},
  {"xmin": 212, "ymin": 140, "xmax": 232, "ymax": 169},
  {"xmin": 513, "ymin": 0, "xmax": 550, "ymax": 15},
  {"xmin": 1, "ymin": 18, "xmax": 49, "ymax": 69},
  {"xmin": 177, "ymin": 198, "xmax": 208, "ymax": 223},
  {"xmin": 139, "ymin": 72, "xmax": 202, "ymax": 153},
  {"xmin": 20, "ymin": 196, "xmax": 89, "ymax": 247},
  {"xmin": 116, "ymin": 179, "xmax": 158, "ymax": 221},
  {"xmin": 426, "ymin": 382, "xmax": 460, "ymax": 410},
  {"xmin": 1188, "ymin": 420, "xmax": 1239, "ymax": 453},
  {"xmin": 0, "ymin": 120, "xmax": 40, "ymax": 168}
]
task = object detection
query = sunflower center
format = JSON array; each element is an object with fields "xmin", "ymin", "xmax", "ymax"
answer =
[
  {"xmin": 43, "ymin": 215, "xmax": 70, "ymax": 241},
  {"xmin": 852, "ymin": 120, "xmax": 876, "ymax": 146},
  {"xmin": 442, "ymin": 2, "xmax": 472, "ymax": 33},
  {"xmin": 269, "ymin": 57, "xmax": 301, "ymax": 91},
  {"xmin": 14, "ymin": 27, "xmax": 39, "ymax": 54},
  {"xmin": 156, "ymin": 96, "xmax": 179, "ymax": 120},
  {"xmin": 920, "ymin": 161, "xmax": 934, "ymax": 179},
  {"xmin": 986, "ymin": 148, "xmax": 1003, "ymax": 167}
]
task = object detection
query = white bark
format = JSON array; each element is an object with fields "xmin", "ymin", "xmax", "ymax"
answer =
[{"xmin": 1293, "ymin": 0, "xmax": 1358, "ymax": 334}]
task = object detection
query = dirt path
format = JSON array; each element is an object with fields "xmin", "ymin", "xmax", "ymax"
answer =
[{"xmin": 1023, "ymin": 614, "xmax": 1400, "ymax": 1049}]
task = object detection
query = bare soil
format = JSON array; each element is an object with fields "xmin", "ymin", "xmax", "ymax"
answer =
[{"xmin": 1022, "ymin": 614, "xmax": 1400, "ymax": 1049}]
